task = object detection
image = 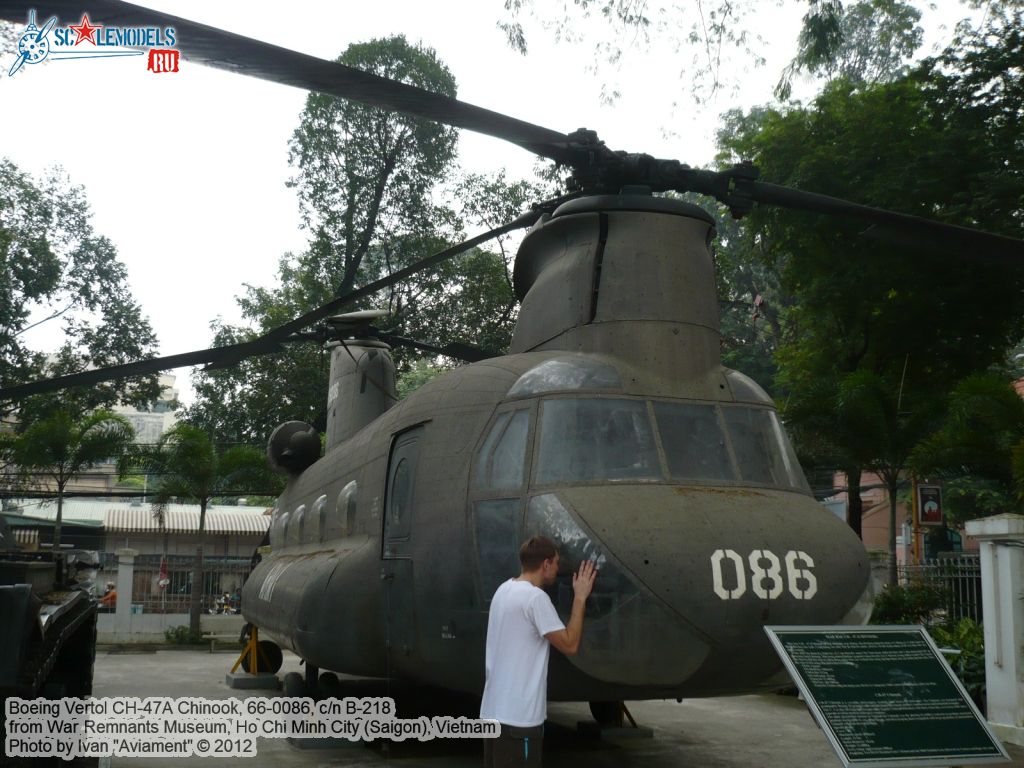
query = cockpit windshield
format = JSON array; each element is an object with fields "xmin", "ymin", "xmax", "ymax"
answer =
[{"xmin": 534, "ymin": 397, "xmax": 810, "ymax": 492}]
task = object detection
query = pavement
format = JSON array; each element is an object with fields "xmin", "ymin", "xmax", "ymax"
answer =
[{"xmin": 89, "ymin": 646, "xmax": 1024, "ymax": 768}]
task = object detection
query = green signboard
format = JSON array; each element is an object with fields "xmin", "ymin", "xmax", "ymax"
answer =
[{"xmin": 765, "ymin": 626, "xmax": 1009, "ymax": 768}]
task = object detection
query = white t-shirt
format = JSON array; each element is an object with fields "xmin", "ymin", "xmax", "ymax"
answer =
[{"xmin": 479, "ymin": 578, "xmax": 566, "ymax": 727}]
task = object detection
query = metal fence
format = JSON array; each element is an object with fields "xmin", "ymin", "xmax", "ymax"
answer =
[
  {"xmin": 97, "ymin": 552, "xmax": 252, "ymax": 615},
  {"xmin": 898, "ymin": 554, "xmax": 982, "ymax": 625}
]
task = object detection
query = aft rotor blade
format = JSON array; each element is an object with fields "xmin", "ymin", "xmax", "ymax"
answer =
[
  {"xmin": 0, "ymin": 211, "xmax": 543, "ymax": 401},
  {"xmin": 379, "ymin": 334, "xmax": 497, "ymax": 363},
  {"xmin": 0, "ymin": 0, "xmax": 574, "ymax": 162}
]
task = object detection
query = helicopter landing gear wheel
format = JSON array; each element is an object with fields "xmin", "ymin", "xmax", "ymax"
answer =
[
  {"xmin": 318, "ymin": 671, "xmax": 342, "ymax": 698},
  {"xmin": 239, "ymin": 640, "xmax": 282, "ymax": 674},
  {"xmin": 589, "ymin": 700, "xmax": 625, "ymax": 727},
  {"xmin": 283, "ymin": 671, "xmax": 307, "ymax": 698}
]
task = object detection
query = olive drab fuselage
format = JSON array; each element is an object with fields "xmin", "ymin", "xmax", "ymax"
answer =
[{"xmin": 242, "ymin": 195, "xmax": 872, "ymax": 701}]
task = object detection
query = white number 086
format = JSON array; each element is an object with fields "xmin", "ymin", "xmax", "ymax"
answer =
[{"xmin": 710, "ymin": 549, "xmax": 817, "ymax": 600}]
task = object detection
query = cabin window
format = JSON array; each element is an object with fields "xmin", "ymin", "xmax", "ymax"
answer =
[
  {"xmin": 390, "ymin": 459, "xmax": 410, "ymax": 529},
  {"xmin": 312, "ymin": 495, "xmax": 328, "ymax": 542},
  {"xmin": 289, "ymin": 504, "xmax": 306, "ymax": 545},
  {"xmin": 474, "ymin": 499, "xmax": 520, "ymax": 603},
  {"xmin": 653, "ymin": 402, "xmax": 735, "ymax": 481},
  {"xmin": 275, "ymin": 510, "xmax": 290, "ymax": 548},
  {"xmin": 335, "ymin": 481, "xmax": 358, "ymax": 537},
  {"xmin": 536, "ymin": 398, "xmax": 659, "ymax": 484},
  {"xmin": 474, "ymin": 409, "xmax": 530, "ymax": 491}
]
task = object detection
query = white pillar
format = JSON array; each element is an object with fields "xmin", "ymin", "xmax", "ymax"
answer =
[
  {"xmin": 965, "ymin": 514, "xmax": 1024, "ymax": 746},
  {"xmin": 114, "ymin": 548, "xmax": 137, "ymax": 637}
]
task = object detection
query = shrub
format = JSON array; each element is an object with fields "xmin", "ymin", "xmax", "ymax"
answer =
[
  {"xmin": 870, "ymin": 582, "xmax": 946, "ymax": 625},
  {"xmin": 930, "ymin": 618, "xmax": 986, "ymax": 711},
  {"xmin": 164, "ymin": 625, "xmax": 203, "ymax": 644}
]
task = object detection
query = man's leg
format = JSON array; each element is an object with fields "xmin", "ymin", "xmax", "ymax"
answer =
[{"xmin": 484, "ymin": 724, "xmax": 544, "ymax": 767}]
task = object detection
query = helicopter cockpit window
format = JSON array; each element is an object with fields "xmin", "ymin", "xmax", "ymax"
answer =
[
  {"xmin": 653, "ymin": 402, "xmax": 735, "ymax": 481},
  {"xmin": 721, "ymin": 407, "xmax": 794, "ymax": 487},
  {"xmin": 508, "ymin": 358, "xmax": 621, "ymax": 397},
  {"xmin": 474, "ymin": 499, "xmax": 521, "ymax": 603},
  {"xmin": 536, "ymin": 398, "xmax": 659, "ymax": 484},
  {"xmin": 474, "ymin": 409, "xmax": 530, "ymax": 491},
  {"xmin": 270, "ymin": 507, "xmax": 283, "ymax": 548},
  {"xmin": 526, "ymin": 494, "xmax": 638, "ymax": 620}
]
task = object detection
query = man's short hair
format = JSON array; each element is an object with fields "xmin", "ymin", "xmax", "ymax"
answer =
[{"xmin": 520, "ymin": 536, "xmax": 558, "ymax": 571}]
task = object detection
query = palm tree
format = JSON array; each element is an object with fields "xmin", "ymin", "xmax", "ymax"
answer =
[
  {"xmin": 7, "ymin": 409, "xmax": 134, "ymax": 548},
  {"xmin": 141, "ymin": 424, "xmax": 278, "ymax": 635}
]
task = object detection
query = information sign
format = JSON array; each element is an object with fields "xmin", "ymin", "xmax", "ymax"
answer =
[{"xmin": 765, "ymin": 626, "xmax": 1008, "ymax": 768}]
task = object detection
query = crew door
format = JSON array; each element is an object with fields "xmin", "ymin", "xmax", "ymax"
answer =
[{"xmin": 382, "ymin": 426, "xmax": 423, "ymax": 663}]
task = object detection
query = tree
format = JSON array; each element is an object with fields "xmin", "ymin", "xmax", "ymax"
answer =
[
  {"xmin": 715, "ymin": 11, "xmax": 1024, "ymax": 556},
  {"xmin": 3, "ymin": 409, "xmax": 134, "ymax": 548},
  {"xmin": 912, "ymin": 373, "xmax": 1024, "ymax": 522},
  {"xmin": 137, "ymin": 425, "xmax": 282, "ymax": 635},
  {"xmin": 778, "ymin": 0, "xmax": 924, "ymax": 98},
  {"xmin": 0, "ymin": 160, "xmax": 160, "ymax": 416}
]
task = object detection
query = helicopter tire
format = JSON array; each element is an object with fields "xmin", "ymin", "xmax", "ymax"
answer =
[
  {"xmin": 239, "ymin": 640, "xmax": 283, "ymax": 675},
  {"xmin": 282, "ymin": 671, "xmax": 306, "ymax": 698},
  {"xmin": 318, "ymin": 671, "xmax": 342, "ymax": 698},
  {"xmin": 589, "ymin": 700, "xmax": 624, "ymax": 727}
]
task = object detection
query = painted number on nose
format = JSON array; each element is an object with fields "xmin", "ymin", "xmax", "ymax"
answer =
[{"xmin": 710, "ymin": 549, "xmax": 817, "ymax": 600}]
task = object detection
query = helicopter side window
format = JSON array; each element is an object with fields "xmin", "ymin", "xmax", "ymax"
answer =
[
  {"xmin": 276, "ymin": 510, "xmax": 290, "ymax": 548},
  {"xmin": 653, "ymin": 402, "xmax": 735, "ymax": 481},
  {"xmin": 269, "ymin": 506, "xmax": 282, "ymax": 548},
  {"xmin": 333, "ymin": 480, "xmax": 358, "ymax": 538},
  {"xmin": 769, "ymin": 412, "xmax": 812, "ymax": 492},
  {"xmin": 472, "ymin": 412, "xmax": 511, "ymax": 491},
  {"xmin": 721, "ymin": 408, "xmax": 789, "ymax": 486},
  {"xmin": 390, "ymin": 459, "xmax": 410, "ymax": 529},
  {"xmin": 312, "ymin": 495, "xmax": 328, "ymax": 543},
  {"xmin": 474, "ymin": 409, "xmax": 530, "ymax": 491},
  {"xmin": 288, "ymin": 504, "xmax": 306, "ymax": 545},
  {"xmin": 536, "ymin": 398, "xmax": 659, "ymax": 484}
]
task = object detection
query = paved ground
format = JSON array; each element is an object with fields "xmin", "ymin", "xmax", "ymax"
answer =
[{"xmin": 90, "ymin": 646, "xmax": 1024, "ymax": 768}]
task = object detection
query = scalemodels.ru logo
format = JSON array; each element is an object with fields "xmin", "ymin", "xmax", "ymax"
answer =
[{"xmin": 7, "ymin": 9, "xmax": 179, "ymax": 76}]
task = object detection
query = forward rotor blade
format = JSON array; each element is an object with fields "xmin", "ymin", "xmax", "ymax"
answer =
[
  {"xmin": 0, "ymin": 211, "xmax": 543, "ymax": 401},
  {"xmin": 0, "ymin": 0, "xmax": 574, "ymax": 162},
  {"xmin": 745, "ymin": 181, "xmax": 1024, "ymax": 261},
  {"xmin": 677, "ymin": 165, "xmax": 1024, "ymax": 261}
]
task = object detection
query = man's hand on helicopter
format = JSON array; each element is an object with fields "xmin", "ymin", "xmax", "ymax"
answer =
[
  {"xmin": 573, "ymin": 560, "xmax": 598, "ymax": 603},
  {"xmin": 546, "ymin": 560, "xmax": 598, "ymax": 657}
]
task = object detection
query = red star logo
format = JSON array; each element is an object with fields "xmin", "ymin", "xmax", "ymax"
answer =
[{"xmin": 69, "ymin": 13, "xmax": 101, "ymax": 46}]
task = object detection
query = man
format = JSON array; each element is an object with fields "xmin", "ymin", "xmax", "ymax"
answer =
[
  {"xmin": 99, "ymin": 582, "xmax": 117, "ymax": 613},
  {"xmin": 480, "ymin": 536, "xmax": 597, "ymax": 767}
]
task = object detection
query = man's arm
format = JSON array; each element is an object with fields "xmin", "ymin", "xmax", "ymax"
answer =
[{"xmin": 545, "ymin": 560, "xmax": 597, "ymax": 656}]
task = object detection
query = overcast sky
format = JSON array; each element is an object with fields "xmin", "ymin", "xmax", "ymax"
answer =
[{"xmin": 0, "ymin": 0, "xmax": 974, "ymax": 406}]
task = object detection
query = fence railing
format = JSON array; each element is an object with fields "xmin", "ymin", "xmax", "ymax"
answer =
[
  {"xmin": 98, "ymin": 552, "xmax": 252, "ymax": 615},
  {"xmin": 898, "ymin": 554, "xmax": 982, "ymax": 625}
]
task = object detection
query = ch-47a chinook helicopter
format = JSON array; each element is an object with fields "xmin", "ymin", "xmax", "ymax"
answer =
[{"xmin": 4, "ymin": 0, "xmax": 1024, "ymax": 722}]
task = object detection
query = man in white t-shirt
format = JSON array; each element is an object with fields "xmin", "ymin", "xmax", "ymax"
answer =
[{"xmin": 480, "ymin": 535, "xmax": 597, "ymax": 767}]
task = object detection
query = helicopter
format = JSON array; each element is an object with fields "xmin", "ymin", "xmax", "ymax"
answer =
[{"xmin": 3, "ymin": 0, "xmax": 1024, "ymax": 723}]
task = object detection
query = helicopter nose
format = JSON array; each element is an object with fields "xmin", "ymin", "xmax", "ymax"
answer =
[{"xmin": 531, "ymin": 486, "xmax": 871, "ymax": 689}]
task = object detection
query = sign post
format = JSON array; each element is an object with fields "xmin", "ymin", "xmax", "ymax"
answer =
[{"xmin": 765, "ymin": 626, "xmax": 1008, "ymax": 767}]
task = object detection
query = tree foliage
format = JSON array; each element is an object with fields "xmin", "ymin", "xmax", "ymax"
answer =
[
  {"xmin": 715, "ymin": 7, "xmax": 1024, "ymax": 549},
  {"xmin": 0, "ymin": 160, "xmax": 160, "ymax": 417},
  {"xmin": 132, "ymin": 424, "xmax": 281, "ymax": 634},
  {"xmin": 2, "ymin": 409, "xmax": 135, "ymax": 547},
  {"xmin": 184, "ymin": 36, "xmax": 546, "ymax": 444}
]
